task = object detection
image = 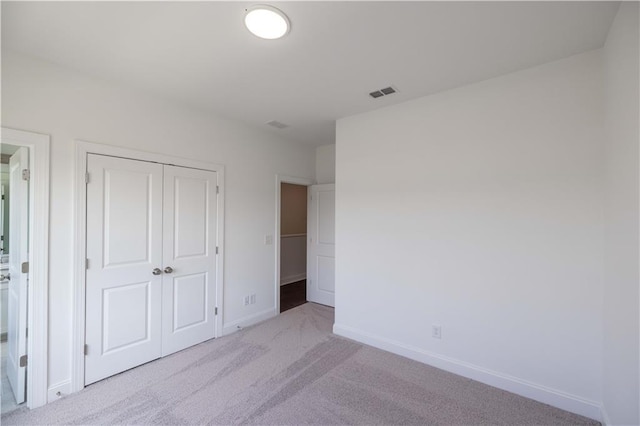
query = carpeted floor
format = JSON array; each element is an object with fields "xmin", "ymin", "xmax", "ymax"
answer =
[{"xmin": 2, "ymin": 303, "xmax": 598, "ymax": 425}]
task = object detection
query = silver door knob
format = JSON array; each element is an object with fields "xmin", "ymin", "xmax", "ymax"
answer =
[
  {"xmin": 164, "ymin": 266, "xmax": 174, "ymax": 274},
  {"xmin": 152, "ymin": 268, "xmax": 162, "ymax": 275}
]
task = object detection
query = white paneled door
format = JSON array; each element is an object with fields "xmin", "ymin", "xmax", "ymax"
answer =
[
  {"xmin": 85, "ymin": 155, "xmax": 218, "ymax": 385},
  {"xmin": 161, "ymin": 165, "xmax": 217, "ymax": 356},
  {"xmin": 7, "ymin": 147, "xmax": 29, "ymax": 404},
  {"xmin": 307, "ymin": 184, "xmax": 335, "ymax": 307},
  {"xmin": 85, "ymin": 155, "xmax": 164, "ymax": 385}
]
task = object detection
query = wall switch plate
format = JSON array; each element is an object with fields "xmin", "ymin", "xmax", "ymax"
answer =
[
  {"xmin": 250, "ymin": 294, "xmax": 256, "ymax": 304},
  {"xmin": 243, "ymin": 296, "xmax": 250, "ymax": 306},
  {"xmin": 265, "ymin": 235, "xmax": 273, "ymax": 245},
  {"xmin": 432, "ymin": 325, "xmax": 442, "ymax": 339}
]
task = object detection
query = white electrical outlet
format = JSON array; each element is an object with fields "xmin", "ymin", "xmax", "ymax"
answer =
[
  {"xmin": 250, "ymin": 294, "xmax": 256, "ymax": 304},
  {"xmin": 432, "ymin": 325, "xmax": 442, "ymax": 339},
  {"xmin": 243, "ymin": 296, "xmax": 250, "ymax": 306},
  {"xmin": 265, "ymin": 235, "xmax": 273, "ymax": 245}
]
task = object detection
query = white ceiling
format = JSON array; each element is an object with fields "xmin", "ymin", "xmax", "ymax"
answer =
[{"xmin": 2, "ymin": 1, "xmax": 619, "ymax": 147}]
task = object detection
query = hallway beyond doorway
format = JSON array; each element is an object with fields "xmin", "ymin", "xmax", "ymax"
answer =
[{"xmin": 280, "ymin": 280, "xmax": 306, "ymax": 313}]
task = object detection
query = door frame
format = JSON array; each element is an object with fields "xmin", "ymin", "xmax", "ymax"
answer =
[
  {"xmin": 274, "ymin": 175, "xmax": 314, "ymax": 314},
  {"xmin": 1, "ymin": 127, "xmax": 50, "ymax": 409},
  {"xmin": 72, "ymin": 140, "xmax": 225, "ymax": 393}
]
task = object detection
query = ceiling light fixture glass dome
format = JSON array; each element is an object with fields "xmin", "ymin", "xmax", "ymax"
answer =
[{"xmin": 244, "ymin": 5, "xmax": 290, "ymax": 40}]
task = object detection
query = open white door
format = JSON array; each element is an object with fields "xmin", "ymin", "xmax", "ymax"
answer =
[
  {"xmin": 307, "ymin": 184, "xmax": 335, "ymax": 307},
  {"xmin": 161, "ymin": 165, "xmax": 218, "ymax": 356},
  {"xmin": 7, "ymin": 147, "xmax": 29, "ymax": 404}
]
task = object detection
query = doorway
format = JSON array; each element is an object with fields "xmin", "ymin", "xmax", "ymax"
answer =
[
  {"xmin": 0, "ymin": 128, "xmax": 49, "ymax": 410},
  {"xmin": 275, "ymin": 176, "xmax": 313, "ymax": 314},
  {"xmin": 279, "ymin": 182, "xmax": 308, "ymax": 313}
]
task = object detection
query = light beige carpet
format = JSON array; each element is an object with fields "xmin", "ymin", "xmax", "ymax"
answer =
[{"xmin": 2, "ymin": 303, "xmax": 598, "ymax": 425}]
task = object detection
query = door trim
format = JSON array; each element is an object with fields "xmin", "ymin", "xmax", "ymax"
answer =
[
  {"xmin": 274, "ymin": 175, "xmax": 313, "ymax": 314},
  {"xmin": 1, "ymin": 127, "xmax": 50, "ymax": 409},
  {"xmin": 72, "ymin": 140, "xmax": 225, "ymax": 394}
]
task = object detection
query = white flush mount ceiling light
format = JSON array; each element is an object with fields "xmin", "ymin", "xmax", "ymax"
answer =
[{"xmin": 244, "ymin": 5, "xmax": 290, "ymax": 40}]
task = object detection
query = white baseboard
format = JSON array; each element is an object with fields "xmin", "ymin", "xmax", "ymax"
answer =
[
  {"xmin": 222, "ymin": 307, "xmax": 277, "ymax": 336},
  {"xmin": 333, "ymin": 323, "xmax": 603, "ymax": 422},
  {"xmin": 47, "ymin": 380, "xmax": 72, "ymax": 404},
  {"xmin": 280, "ymin": 273, "xmax": 306, "ymax": 286}
]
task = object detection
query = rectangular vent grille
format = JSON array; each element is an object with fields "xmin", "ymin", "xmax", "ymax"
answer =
[
  {"xmin": 266, "ymin": 120, "xmax": 289, "ymax": 129},
  {"xmin": 369, "ymin": 86, "xmax": 397, "ymax": 99}
]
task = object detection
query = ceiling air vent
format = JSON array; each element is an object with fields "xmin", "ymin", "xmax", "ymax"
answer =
[
  {"xmin": 266, "ymin": 120, "xmax": 289, "ymax": 129},
  {"xmin": 369, "ymin": 86, "xmax": 397, "ymax": 99}
]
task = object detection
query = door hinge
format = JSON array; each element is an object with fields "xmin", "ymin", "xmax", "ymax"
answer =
[
  {"xmin": 22, "ymin": 169, "xmax": 30, "ymax": 181},
  {"xmin": 215, "ymin": 246, "xmax": 219, "ymax": 255},
  {"xmin": 214, "ymin": 307, "xmax": 218, "ymax": 315},
  {"xmin": 19, "ymin": 355, "xmax": 27, "ymax": 367},
  {"xmin": 85, "ymin": 172, "xmax": 90, "ymax": 184},
  {"xmin": 85, "ymin": 259, "xmax": 89, "ymax": 269},
  {"xmin": 21, "ymin": 262, "xmax": 29, "ymax": 273},
  {"xmin": 84, "ymin": 344, "xmax": 89, "ymax": 355},
  {"xmin": 216, "ymin": 185, "xmax": 219, "ymax": 194}
]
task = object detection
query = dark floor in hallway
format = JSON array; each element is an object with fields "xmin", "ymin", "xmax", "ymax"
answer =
[{"xmin": 280, "ymin": 280, "xmax": 306, "ymax": 312}]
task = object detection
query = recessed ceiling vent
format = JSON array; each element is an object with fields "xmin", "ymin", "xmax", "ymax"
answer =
[
  {"xmin": 266, "ymin": 120, "xmax": 289, "ymax": 129},
  {"xmin": 369, "ymin": 86, "xmax": 397, "ymax": 99}
]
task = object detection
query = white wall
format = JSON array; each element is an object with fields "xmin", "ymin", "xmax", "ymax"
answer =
[
  {"xmin": 603, "ymin": 3, "xmax": 640, "ymax": 425},
  {"xmin": 316, "ymin": 144, "xmax": 335, "ymax": 184},
  {"xmin": 1, "ymin": 51, "xmax": 315, "ymax": 396},
  {"xmin": 335, "ymin": 51, "xmax": 604, "ymax": 419}
]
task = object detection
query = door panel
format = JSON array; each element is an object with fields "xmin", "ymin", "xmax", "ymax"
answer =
[
  {"xmin": 307, "ymin": 184, "xmax": 335, "ymax": 307},
  {"xmin": 161, "ymin": 165, "xmax": 217, "ymax": 356},
  {"xmin": 103, "ymin": 169, "xmax": 155, "ymax": 267},
  {"xmin": 7, "ymin": 147, "xmax": 29, "ymax": 404},
  {"xmin": 317, "ymin": 256, "xmax": 335, "ymax": 293},
  {"xmin": 85, "ymin": 154, "xmax": 163, "ymax": 385},
  {"xmin": 102, "ymin": 281, "xmax": 151, "ymax": 353},
  {"xmin": 317, "ymin": 191, "xmax": 335, "ymax": 245},
  {"xmin": 173, "ymin": 177, "xmax": 208, "ymax": 259},
  {"xmin": 172, "ymin": 273, "xmax": 207, "ymax": 331}
]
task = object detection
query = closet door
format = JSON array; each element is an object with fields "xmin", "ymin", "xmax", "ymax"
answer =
[
  {"xmin": 85, "ymin": 154, "xmax": 164, "ymax": 385},
  {"xmin": 161, "ymin": 165, "xmax": 218, "ymax": 356}
]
